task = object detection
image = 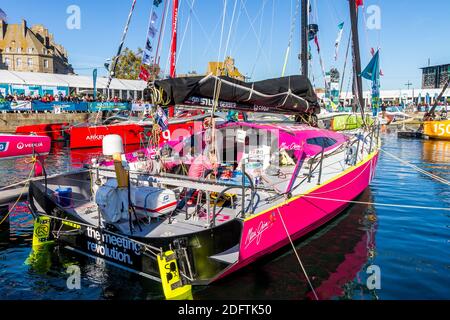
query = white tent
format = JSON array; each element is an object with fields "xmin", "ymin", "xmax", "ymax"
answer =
[{"xmin": 0, "ymin": 70, "xmax": 147, "ymax": 91}]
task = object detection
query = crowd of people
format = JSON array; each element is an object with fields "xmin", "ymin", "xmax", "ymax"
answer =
[{"xmin": 0, "ymin": 92, "xmax": 140, "ymax": 104}]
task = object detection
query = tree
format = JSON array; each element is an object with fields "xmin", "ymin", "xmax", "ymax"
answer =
[
  {"xmin": 113, "ymin": 48, "xmax": 143, "ymax": 80},
  {"xmin": 113, "ymin": 47, "xmax": 161, "ymax": 81}
]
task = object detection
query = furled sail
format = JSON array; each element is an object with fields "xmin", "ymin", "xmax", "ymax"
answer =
[{"xmin": 150, "ymin": 74, "xmax": 320, "ymax": 115}]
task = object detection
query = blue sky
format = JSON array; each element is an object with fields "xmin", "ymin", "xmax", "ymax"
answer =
[{"xmin": 1, "ymin": 0, "xmax": 449, "ymax": 91}]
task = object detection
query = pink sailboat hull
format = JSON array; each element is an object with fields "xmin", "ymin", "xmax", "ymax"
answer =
[
  {"xmin": 213, "ymin": 151, "xmax": 379, "ymax": 282},
  {"xmin": 0, "ymin": 134, "xmax": 51, "ymax": 159}
]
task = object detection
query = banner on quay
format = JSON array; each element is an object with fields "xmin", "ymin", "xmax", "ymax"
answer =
[
  {"xmin": 131, "ymin": 102, "xmax": 153, "ymax": 112},
  {"xmin": 0, "ymin": 100, "xmax": 11, "ymax": 111},
  {"xmin": 88, "ymin": 102, "xmax": 130, "ymax": 112},
  {"xmin": 10, "ymin": 100, "xmax": 32, "ymax": 111},
  {"xmin": 53, "ymin": 102, "xmax": 88, "ymax": 113}
]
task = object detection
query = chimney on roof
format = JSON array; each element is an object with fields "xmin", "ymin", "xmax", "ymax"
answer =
[
  {"xmin": 0, "ymin": 20, "xmax": 5, "ymax": 40},
  {"xmin": 21, "ymin": 19, "xmax": 27, "ymax": 37}
]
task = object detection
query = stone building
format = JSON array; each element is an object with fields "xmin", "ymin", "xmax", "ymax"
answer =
[
  {"xmin": 0, "ymin": 19, "xmax": 73, "ymax": 74},
  {"xmin": 207, "ymin": 56, "xmax": 246, "ymax": 81}
]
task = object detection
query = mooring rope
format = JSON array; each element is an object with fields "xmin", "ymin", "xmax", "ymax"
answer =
[
  {"xmin": 300, "ymin": 194, "xmax": 450, "ymax": 212},
  {"xmin": 276, "ymin": 207, "xmax": 319, "ymax": 300},
  {"xmin": 380, "ymin": 148, "xmax": 450, "ymax": 186},
  {"xmin": 0, "ymin": 157, "xmax": 36, "ymax": 226}
]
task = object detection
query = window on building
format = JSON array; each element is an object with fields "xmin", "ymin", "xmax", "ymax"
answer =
[
  {"xmin": 44, "ymin": 59, "xmax": 48, "ymax": 68},
  {"xmin": 27, "ymin": 58, "xmax": 33, "ymax": 67},
  {"xmin": 16, "ymin": 58, "xmax": 22, "ymax": 67},
  {"xmin": 5, "ymin": 47, "xmax": 10, "ymax": 53},
  {"xmin": 42, "ymin": 48, "xmax": 47, "ymax": 55},
  {"xmin": 17, "ymin": 47, "xmax": 22, "ymax": 53},
  {"xmin": 4, "ymin": 57, "xmax": 10, "ymax": 67},
  {"xmin": 28, "ymin": 48, "xmax": 34, "ymax": 54}
]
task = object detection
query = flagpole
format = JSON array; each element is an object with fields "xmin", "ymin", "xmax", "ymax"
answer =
[
  {"xmin": 106, "ymin": 0, "xmax": 138, "ymax": 99},
  {"xmin": 170, "ymin": 0, "xmax": 178, "ymax": 78},
  {"xmin": 301, "ymin": 0, "xmax": 308, "ymax": 77},
  {"xmin": 349, "ymin": 0, "xmax": 365, "ymax": 115},
  {"xmin": 167, "ymin": 0, "xmax": 178, "ymax": 118}
]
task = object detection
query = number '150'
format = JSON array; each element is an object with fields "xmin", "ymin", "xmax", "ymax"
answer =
[{"xmin": 433, "ymin": 124, "xmax": 450, "ymax": 136}]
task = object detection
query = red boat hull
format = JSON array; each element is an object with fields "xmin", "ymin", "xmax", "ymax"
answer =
[
  {"xmin": 16, "ymin": 123, "xmax": 69, "ymax": 141},
  {"xmin": 69, "ymin": 124, "xmax": 147, "ymax": 149},
  {"xmin": 69, "ymin": 120, "xmax": 203, "ymax": 149}
]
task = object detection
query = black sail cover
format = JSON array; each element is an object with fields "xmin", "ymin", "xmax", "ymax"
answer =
[{"xmin": 153, "ymin": 74, "xmax": 320, "ymax": 115}]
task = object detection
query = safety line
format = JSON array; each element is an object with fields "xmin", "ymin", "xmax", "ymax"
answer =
[
  {"xmin": 277, "ymin": 207, "xmax": 319, "ymax": 300},
  {"xmin": 300, "ymin": 194, "xmax": 450, "ymax": 212},
  {"xmin": 380, "ymin": 148, "xmax": 450, "ymax": 186}
]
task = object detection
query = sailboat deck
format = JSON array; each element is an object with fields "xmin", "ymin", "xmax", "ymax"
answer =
[{"xmin": 32, "ymin": 132, "xmax": 374, "ymax": 240}]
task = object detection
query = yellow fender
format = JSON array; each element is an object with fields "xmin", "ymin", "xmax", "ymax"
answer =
[
  {"xmin": 32, "ymin": 216, "xmax": 54, "ymax": 248},
  {"xmin": 157, "ymin": 250, "xmax": 193, "ymax": 300},
  {"xmin": 26, "ymin": 216, "xmax": 54, "ymax": 272}
]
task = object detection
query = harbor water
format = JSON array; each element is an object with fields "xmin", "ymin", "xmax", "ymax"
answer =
[{"xmin": 0, "ymin": 129, "xmax": 449, "ymax": 300}]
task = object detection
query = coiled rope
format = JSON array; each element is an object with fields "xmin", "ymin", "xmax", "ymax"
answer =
[
  {"xmin": 149, "ymin": 124, "xmax": 162, "ymax": 147},
  {"xmin": 149, "ymin": 87, "xmax": 171, "ymax": 106}
]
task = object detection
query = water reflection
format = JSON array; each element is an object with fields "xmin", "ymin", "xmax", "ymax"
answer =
[
  {"xmin": 0, "ymin": 143, "xmax": 143, "ymax": 187},
  {"xmin": 0, "ymin": 188, "xmax": 377, "ymax": 300},
  {"xmin": 194, "ymin": 188, "xmax": 378, "ymax": 300},
  {"xmin": 422, "ymin": 139, "xmax": 450, "ymax": 164},
  {"xmin": 1, "ymin": 130, "xmax": 449, "ymax": 299}
]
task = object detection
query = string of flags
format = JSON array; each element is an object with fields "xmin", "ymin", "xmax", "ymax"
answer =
[
  {"xmin": 334, "ymin": 22, "xmax": 344, "ymax": 61},
  {"xmin": 139, "ymin": 0, "xmax": 163, "ymax": 81},
  {"xmin": 155, "ymin": 105, "xmax": 169, "ymax": 131},
  {"xmin": 0, "ymin": 8, "xmax": 7, "ymax": 21}
]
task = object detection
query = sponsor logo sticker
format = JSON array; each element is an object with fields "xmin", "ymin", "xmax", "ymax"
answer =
[{"xmin": 0, "ymin": 142, "xmax": 9, "ymax": 152}]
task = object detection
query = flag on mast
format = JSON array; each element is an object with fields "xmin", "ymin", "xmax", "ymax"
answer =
[
  {"xmin": 0, "ymin": 8, "xmax": 7, "ymax": 21},
  {"xmin": 148, "ymin": 24, "xmax": 158, "ymax": 38},
  {"xmin": 334, "ymin": 22, "xmax": 344, "ymax": 61},
  {"xmin": 361, "ymin": 50, "xmax": 381, "ymax": 116},
  {"xmin": 361, "ymin": 50, "xmax": 380, "ymax": 81},
  {"xmin": 139, "ymin": 65, "xmax": 150, "ymax": 82},
  {"xmin": 314, "ymin": 35, "xmax": 320, "ymax": 53},
  {"xmin": 142, "ymin": 51, "xmax": 152, "ymax": 65},
  {"xmin": 142, "ymin": 9, "xmax": 159, "ymax": 66}
]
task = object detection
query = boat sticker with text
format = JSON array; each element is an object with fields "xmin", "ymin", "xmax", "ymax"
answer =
[
  {"xmin": 0, "ymin": 142, "xmax": 9, "ymax": 152},
  {"xmin": 86, "ymin": 134, "xmax": 105, "ymax": 141},
  {"xmin": 244, "ymin": 213, "xmax": 277, "ymax": 249},
  {"xmin": 85, "ymin": 226, "xmax": 142, "ymax": 267},
  {"xmin": 280, "ymin": 142, "xmax": 302, "ymax": 151},
  {"xmin": 16, "ymin": 142, "xmax": 43, "ymax": 150}
]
